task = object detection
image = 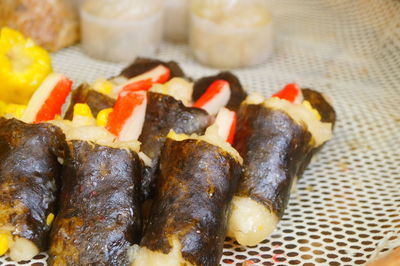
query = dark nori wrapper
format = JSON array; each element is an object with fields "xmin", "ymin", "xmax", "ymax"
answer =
[
  {"xmin": 192, "ymin": 72, "xmax": 247, "ymax": 111},
  {"xmin": 48, "ymin": 140, "xmax": 142, "ymax": 266},
  {"xmin": 64, "ymin": 83, "xmax": 116, "ymax": 120},
  {"xmin": 141, "ymin": 138, "xmax": 241, "ymax": 266},
  {"xmin": 139, "ymin": 92, "xmax": 212, "ymax": 201},
  {"xmin": 297, "ymin": 88, "xmax": 336, "ymax": 176},
  {"xmin": 0, "ymin": 118, "xmax": 65, "ymax": 250},
  {"xmin": 233, "ymin": 104, "xmax": 313, "ymax": 218},
  {"xmin": 120, "ymin": 57, "xmax": 186, "ymax": 80},
  {"xmin": 302, "ymin": 89, "xmax": 336, "ymax": 126}
]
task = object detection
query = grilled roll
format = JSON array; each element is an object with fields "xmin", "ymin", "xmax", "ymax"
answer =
[
  {"xmin": 228, "ymin": 90, "xmax": 335, "ymax": 246},
  {"xmin": 0, "ymin": 118, "xmax": 65, "ymax": 261},
  {"xmin": 133, "ymin": 131, "xmax": 242, "ymax": 266},
  {"xmin": 48, "ymin": 123, "xmax": 143, "ymax": 266}
]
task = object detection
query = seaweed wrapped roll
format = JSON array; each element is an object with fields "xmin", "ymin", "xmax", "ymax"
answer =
[
  {"xmin": 228, "ymin": 84, "xmax": 335, "ymax": 246},
  {"xmin": 49, "ymin": 96, "xmax": 147, "ymax": 265},
  {"xmin": 133, "ymin": 109, "xmax": 242, "ymax": 266},
  {"xmin": 0, "ymin": 118, "xmax": 65, "ymax": 261}
]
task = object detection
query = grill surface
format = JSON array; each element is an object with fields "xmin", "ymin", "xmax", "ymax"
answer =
[{"xmin": 1, "ymin": 0, "xmax": 399, "ymax": 265}]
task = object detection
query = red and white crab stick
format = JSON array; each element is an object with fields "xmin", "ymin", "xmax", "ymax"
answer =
[
  {"xmin": 22, "ymin": 73, "xmax": 72, "ymax": 123},
  {"xmin": 114, "ymin": 65, "xmax": 171, "ymax": 95},
  {"xmin": 272, "ymin": 83, "xmax": 303, "ymax": 103},
  {"xmin": 193, "ymin": 79, "xmax": 231, "ymax": 116},
  {"xmin": 214, "ymin": 107, "xmax": 237, "ymax": 144},
  {"xmin": 106, "ymin": 90, "xmax": 147, "ymax": 142}
]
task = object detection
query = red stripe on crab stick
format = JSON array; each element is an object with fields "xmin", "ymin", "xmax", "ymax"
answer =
[
  {"xmin": 120, "ymin": 79, "xmax": 153, "ymax": 93},
  {"xmin": 272, "ymin": 83, "xmax": 303, "ymax": 104},
  {"xmin": 22, "ymin": 73, "xmax": 72, "ymax": 123},
  {"xmin": 106, "ymin": 90, "xmax": 147, "ymax": 141},
  {"xmin": 114, "ymin": 65, "xmax": 171, "ymax": 95},
  {"xmin": 193, "ymin": 80, "xmax": 231, "ymax": 115},
  {"xmin": 214, "ymin": 107, "xmax": 237, "ymax": 144}
]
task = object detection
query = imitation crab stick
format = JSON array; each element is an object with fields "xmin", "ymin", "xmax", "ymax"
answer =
[
  {"xmin": 214, "ymin": 107, "xmax": 237, "ymax": 144},
  {"xmin": 193, "ymin": 79, "xmax": 231, "ymax": 115},
  {"xmin": 113, "ymin": 65, "xmax": 171, "ymax": 95},
  {"xmin": 272, "ymin": 83, "xmax": 303, "ymax": 104},
  {"xmin": 106, "ymin": 90, "xmax": 147, "ymax": 142},
  {"xmin": 22, "ymin": 73, "xmax": 72, "ymax": 123}
]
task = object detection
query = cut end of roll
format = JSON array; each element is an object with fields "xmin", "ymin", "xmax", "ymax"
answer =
[
  {"xmin": 7, "ymin": 236, "xmax": 39, "ymax": 262},
  {"xmin": 228, "ymin": 196, "xmax": 279, "ymax": 246},
  {"xmin": 132, "ymin": 238, "xmax": 193, "ymax": 266}
]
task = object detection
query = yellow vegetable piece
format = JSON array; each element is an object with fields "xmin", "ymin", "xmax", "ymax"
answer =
[
  {"xmin": 4, "ymin": 103, "xmax": 26, "ymax": 119},
  {"xmin": 0, "ymin": 233, "xmax": 9, "ymax": 256},
  {"xmin": 0, "ymin": 100, "xmax": 7, "ymax": 117},
  {"xmin": 46, "ymin": 213, "xmax": 55, "ymax": 226},
  {"xmin": 0, "ymin": 27, "xmax": 52, "ymax": 105},
  {"xmin": 96, "ymin": 108, "xmax": 113, "ymax": 127},
  {"xmin": 73, "ymin": 103, "xmax": 93, "ymax": 119},
  {"xmin": 93, "ymin": 79, "xmax": 113, "ymax": 95},
  {"xmin": 302, "ymin": 100, "xmax": 321, "ymax": 120}
]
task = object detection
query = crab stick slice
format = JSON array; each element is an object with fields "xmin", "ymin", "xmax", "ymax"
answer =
[
  {"xmin": 193, "ymin": 80, "xmax": 231, "ymax": 115},
  {"xmin": 214, "ymin": 108, "xmax": 237, "ymax": 144},
  {"xmin": 120, "ymin": 79, "xmax": 153, "ymax": 93},
  {"xmin": 106, "ymin": 90, "xmax": 147, "ymax": 142},
  {"xmin": 272, "ymin": 83, "xmax": 303, "ymax": 104},
  {"xmin": 22, "ymin": 73, "xmax": 72, "ymax": 123},
  {"xmin": 113, "ymin": 65, "xmax": 171, "ymax": 95}
]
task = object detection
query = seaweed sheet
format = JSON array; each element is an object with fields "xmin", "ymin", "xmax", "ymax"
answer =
[
  {"xmin": 140, "ymin": 138, "xmax": 241, "ymax": 266},
  {"xmin": 48, "ymin": 140, "xmax": 142, "ymax": 266},
  {"xmin": 0, "ymin": 118, "xmax": 65, "ymax": 250},
  {"xmin": 192, "ymin": 72, "xmax": 247, "ymax": 111},
  {"xmin": 233, "ymin": 104, "xmax": 313, "ymax": 218},
  {"xmin": 139, "ymin": 92, "xmax": 211, "ymax": 201}
]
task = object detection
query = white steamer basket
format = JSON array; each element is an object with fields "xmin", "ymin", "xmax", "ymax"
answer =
[
  {"xmin": 1, "ymin": 0, "xmax": 400, "ymax": 265},
  {"xmin": 80, "ymin": 7, "xmax": 162, "ymax": 62}
]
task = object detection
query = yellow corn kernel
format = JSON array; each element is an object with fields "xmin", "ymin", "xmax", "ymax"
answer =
[
  {"xmin": 73, "ymin": 103, "xmax": 93, "ymax": 119},
  {"xmin": 46, "ymin": 213, "xmax": 55, "ymax": 226},
  {"xmin": 96, "ymin": 108, "xmax": 113, "ymax": 127},
  {"xmin": 303, "ymin": 100, "xmax": 321, "ymax": 120},
  {"xmin": 0, "ymin": 233, "xmax": 9, "ymax": 256},
  {"xmin": 167, "ymin": 130, "xmax": 189, "ymax": 141},
  {"xmin": 0, "ymin": 27, "xmax": 52, "ymax": 104},
  {"xmin": 4, "ymin": 103, "xmax": 26, "ymax": 119},
  {"xmin": 93, "ymin": 79, "xmax": 113, "ymax": 95}
]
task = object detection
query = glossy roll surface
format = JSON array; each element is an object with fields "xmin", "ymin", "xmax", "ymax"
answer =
[
  {"xmin": 49, "ymin": 140, "xmax": 142, "ymax": 266},
  {"xmin": 139, "ymin": 92, "xmax": 211, "ymax": 201},
  {"xmin": 0, "ymin": 118, "xmax": 65, "ymax": 259},
  {"xmin": 136, "ymin": 138, "xmax": 241, "ymax": 266}
]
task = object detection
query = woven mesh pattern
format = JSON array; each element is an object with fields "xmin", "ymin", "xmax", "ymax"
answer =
[{"xmin": 1, "ymin": 0, "xmax": 400, "ymax": 265}]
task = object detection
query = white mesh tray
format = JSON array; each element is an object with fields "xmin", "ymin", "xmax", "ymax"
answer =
[{"xmin": 1, "ymin": 0, "xmax": 400, "ymax": 265}]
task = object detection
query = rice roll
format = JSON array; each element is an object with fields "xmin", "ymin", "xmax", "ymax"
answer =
[
  {"xmin": 65, "ymin": 57, "xmax": 185, "ymax": 120},
  {"xmin": 0, "ymin": 118, "xmax": 66, "ymax": 261},
  {"xmin": 64, "ymin": 83, "xmax": 116, "ymax": 120},
  {"xmin": 137, "ymin": 78, "xmax": 212, "ymax": 201},
  {"xmin": 133, "ymin": 113, "xmax": 242, "ymax": 266},
  {"xmin": 119, "ymin": 57, "xmax": 186, "ymax": 80},
  {"xmin": 228, "ymin": 85, "xmax": 335, "ymax": 246},
  {"xmin": 48, "ymin": 99, "xmax": 145, "ymax": 265},
  {"xmin": 192, "ymin": 72, "xmax": 247, "ymax": 111}
]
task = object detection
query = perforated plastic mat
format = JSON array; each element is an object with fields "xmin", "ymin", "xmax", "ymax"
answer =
[{"xmin": 1, "ymin": 0, "xmax": 400, "ymax": 265}]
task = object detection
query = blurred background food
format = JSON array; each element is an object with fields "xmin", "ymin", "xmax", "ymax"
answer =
[
  {"xmin": 189, "ymin": 0, "xmax": 273, "ymax": 69},
  {"xmin": 0, "ymin": 0, "xmax": 79, "ymax": 52},
  {"xmin": 0, "ymin": 0, "xmax": 273, "ymax": 69},
  {"xmin": 0, "ymin": 0, "xmax": 274, "ymax": 67},
  {"xmin": 80, "ymin": 0, "xmax": 163, "ymax": 62},
  {"xmin": 164, "ymin": 0, "xmax": 190, "ymax": 43}
]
